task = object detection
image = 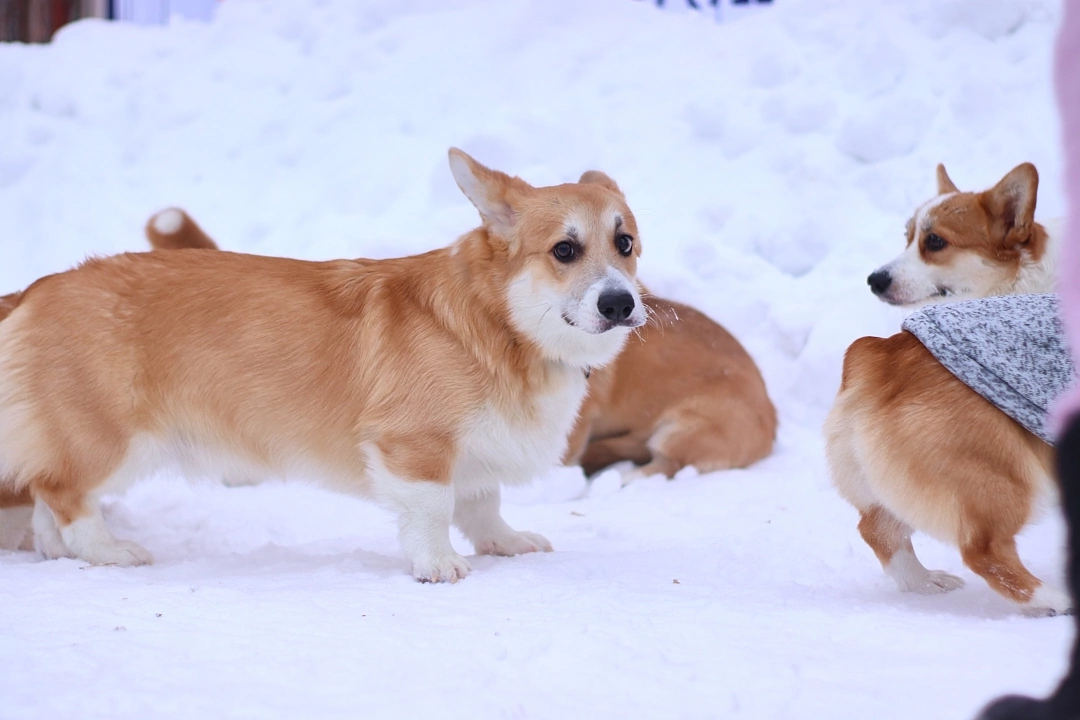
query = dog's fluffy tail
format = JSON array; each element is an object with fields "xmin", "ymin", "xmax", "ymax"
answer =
[{"xmin": 145, "ymin": 207, "xmax": 219, "ymax": 251}]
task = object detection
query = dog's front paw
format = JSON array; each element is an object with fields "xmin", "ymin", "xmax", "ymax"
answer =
[
  {"xmin": 900, "ymin": 570, "xmax": 965, "ymax": 595},
  {"xmin": 474, "ymin": 530, "xmax": 553, "ymax": 557},
  {"xmin": 413, "ymin": 552, "xmax": 472, "ymax": 583},
  {"xmin": 81, "ymin": 540, "xmax": 154, "ymax": 567}
]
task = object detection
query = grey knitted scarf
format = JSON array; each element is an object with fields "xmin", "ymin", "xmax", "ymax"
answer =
[{"xmin": 901, "ymin": 294, "xmax": 1076, "ymax": 445}]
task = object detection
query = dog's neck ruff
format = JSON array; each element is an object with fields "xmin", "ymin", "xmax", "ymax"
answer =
[{"xmin": 1011, "ymin": 221, "xmax": 1058, "ymax": 297}]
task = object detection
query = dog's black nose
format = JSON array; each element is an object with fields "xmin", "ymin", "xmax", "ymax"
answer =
[
  {"xmin": 867, "ymin": 271, "xmax": 892, "ymax": 296},
  {"xmin": 598, "ymin": 291, "xmax": 635, "ymax": 322}
]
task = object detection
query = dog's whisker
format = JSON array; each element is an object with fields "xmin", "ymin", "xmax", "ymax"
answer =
[{"xmin": 536, "ymin": 306, "xmax": 552, "ymax": 335}]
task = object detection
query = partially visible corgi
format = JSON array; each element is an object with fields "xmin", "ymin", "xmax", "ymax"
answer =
[
  {"xmin": 826, "ymin": 162, "xmax": 1070, "ymax": 615},
  {"xmin": 0, "ymin": 149, "xmax": 646, "ymax": 582},
  {"xmin": 564, "ymin": 296, "xmax": 776, "ymax": 480},
  {"xmin": 0, "ymin": 208, "xmax": 221, "ymax": 552}
]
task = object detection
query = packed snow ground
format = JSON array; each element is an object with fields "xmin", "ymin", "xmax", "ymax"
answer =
[{"xmin": 0, "ymin": 0, "xmax": 1072, "ymax": 718}]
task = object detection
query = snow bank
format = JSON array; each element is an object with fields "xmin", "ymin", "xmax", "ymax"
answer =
[{"xmin": 0, "ymin": 1, "xmax": 1069, "ymax": 718}]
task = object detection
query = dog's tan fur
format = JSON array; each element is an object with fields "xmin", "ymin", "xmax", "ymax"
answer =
[
  {"xmin": 0, "ymin": 150, "xmax": 646, "ymax": 581},
  {"xmin": 0, "ymin": 292, "xmax": 20, "ymax": 321},
  {"xmin": 565, "ymin": 297, "xmax": 776, "ymax": 479},
  {"xmin": 826, "ymin": 163, "xmax": 1069, "ymax": 615},
  {"xmin": 0, "ymin": 210, "xmax": 223, "ymax": 544}
]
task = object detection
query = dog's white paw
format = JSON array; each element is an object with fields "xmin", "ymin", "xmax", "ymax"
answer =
[
  {"xmin": 80, "ymin": 540, "xmax": 154, "ymax": 567},
  {"xmin": 474, "ymin": 530, "xmax": 553, "ymax": 557},
  {"xmin": 899, "ymin": 570, "xmax": 965, "ymax": 595},
  {"xmin": 413, "ymin": 552, "xmax": 472, "ymax": 583},
  {"xmin": 1021, "ymin": 585, "xmax": 1074, "ymax": 618},
  {"xmin": 35, "ymin": 527, "xmax": 73, "ymax": 560}
]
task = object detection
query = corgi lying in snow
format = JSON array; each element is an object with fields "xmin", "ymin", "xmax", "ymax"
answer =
[
  {"xmin": 0, "ymin": 150, "xmax": 646, "ymax": 582},
  {"xmin": 136, "ymin": 206, "xmax": 776, "ymax": 484},
  {"xmin": 825, "ymin": 162, "xmax": 1069, "ymax": 615},
  {"xmin": 0, "ymin": 209, "xmax": 223, "ymax": 551},
  {"xmin": 564, "ymin": 296, "xmax": 776, "ymax": 481}
]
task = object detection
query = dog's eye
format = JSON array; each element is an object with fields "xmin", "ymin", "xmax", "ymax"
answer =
[
  {"xmin": 615, "ymin": 234, "xmax": 633, "ymax": 256},
  {"xmin": 925, "ymin": 233, "xmax": 947, "ymax": 252},
  {"xmin": 552, "ymin": 241, "xmax": 576, "ymax": 262}
]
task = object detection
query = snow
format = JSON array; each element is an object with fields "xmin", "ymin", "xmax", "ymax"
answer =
[{"xmin": 0, "ymin": 0, "xmax": 1070, "ymax": 717}]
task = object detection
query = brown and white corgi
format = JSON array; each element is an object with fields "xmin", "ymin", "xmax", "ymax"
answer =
[
  {"xmin": 564, "ymin": 296, "xmax": 776, "ymax": 481},
  {"xmin": 0, "ymin": 149, "xmax": 646, "ymax": 582},
  {"xmin": 825, "ymin": 162, "xmax": 1070, "ymax": 615}
]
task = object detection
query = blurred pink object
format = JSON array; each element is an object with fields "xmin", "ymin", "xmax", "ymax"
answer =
[{"xmin": 1054, "ymin": 0, "xmax": 1080, "ymax": 434}]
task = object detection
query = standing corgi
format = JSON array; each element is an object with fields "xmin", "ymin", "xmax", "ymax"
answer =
[
  {"xmin": 826, "ymin": 163, "xmax": 1070, "ymax": 615},
  {"xmin": 0, "ymin": 149, "xmax": 646, "ymax": 582}
]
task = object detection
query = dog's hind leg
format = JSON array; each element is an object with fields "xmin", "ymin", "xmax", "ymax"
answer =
[
  {"xmin": 961, "ymin": 530, "xmax": 1071, "ymax": 617},
  {"xmin": 825, "ymin": 403, "xmax": 964, "ymax": 594},
  {"xmin": 28, "ymin": 441, "xmax": 154, "ymax": 566},
  {"xmin": 859, "ymin": 505, "xmax": 964, "ymax": 594},
  {"xmin": 628, "ymin": 397, "xmax": 776, "ymax": 482},
  {"xmin": 34, "ymin": 484, "xmax": 152, "ymax": 566}
]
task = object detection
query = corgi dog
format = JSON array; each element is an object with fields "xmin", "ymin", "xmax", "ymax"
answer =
[
  {"xmin": 139, "ymin": 207, "xmax": 776, "ymax": 483},
  {"xmin": 0, "ymin": 149, "xmax": 646, "ymax": 582},
  {"xmin": 825, "ymin": 162, "xmax": 1070, "ymax": 615},
  {"xmin": 564, "ymin": 296, "xmax": 776, "ymax": 480},
  {"xmin": 0, "ymin": 208, "xmax": 223, "ymax": 552}
]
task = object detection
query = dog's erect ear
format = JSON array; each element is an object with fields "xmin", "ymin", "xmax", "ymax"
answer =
[
  {"xmin": 448, "ymin": 148, "xmax": 527, "ymax": 239},
  {"xmin": 936, "ymin": 164, "xmax": 958, "ymax": 195},
  {"xmin": 578, "ymin": 170, "xmax": 624, "ymax": 199},
  {"xmin": 984, "ymin": 163, "xmax": 1039, "ymax": 242}
]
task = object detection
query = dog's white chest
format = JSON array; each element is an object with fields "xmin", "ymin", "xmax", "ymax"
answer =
[{"xmin": 455, "ymin": 370, "xmax": 587, "ymax": 489}]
